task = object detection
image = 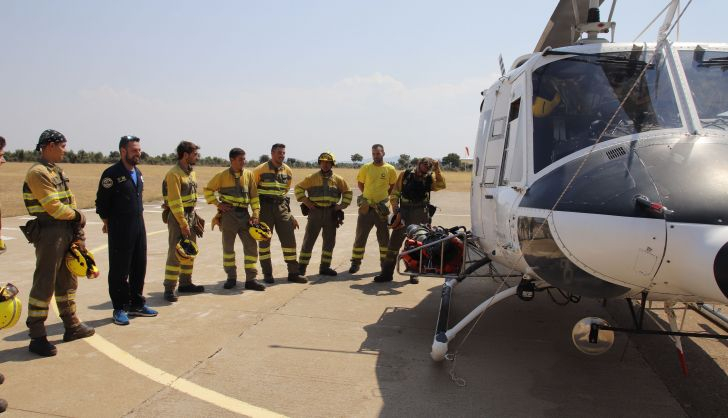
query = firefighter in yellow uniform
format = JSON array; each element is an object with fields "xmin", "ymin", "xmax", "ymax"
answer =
[
  {"xmin": 22, "ymin": 130, "xmax": 95, "ymax": 357},
  {"xmin": 204, "ymin": 148, "xmax": 266, "ymax": 291},
  {"xmin": 253, "ymin": 143, "xmax": 307, "ymax": 283},
  {"xmin": 162, "ymin": 141, "xmax": 205, "ymax": 302},
  {"xmin": 348, "ymin": 144, "xmax": 398, "ymax": 274},
  {"xmin": 295, "ymin": 152, "xmax": 353, "ymax": 276},
  {"xmin": 375, "ymin": 157, "xmax": 446, "ymax": 283}
]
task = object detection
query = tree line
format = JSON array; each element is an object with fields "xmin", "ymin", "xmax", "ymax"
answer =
[{"xmin": 4, "ymin": 149, "xmax": 468, "ymax": 170}]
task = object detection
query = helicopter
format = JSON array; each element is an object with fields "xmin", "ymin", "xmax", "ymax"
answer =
[{"xmin": 397, "ymin": 0, "xmax": 728, "ymax": 368}]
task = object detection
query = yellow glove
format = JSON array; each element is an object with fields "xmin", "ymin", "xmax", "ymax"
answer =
[{"xmin": 0, "ymin": 239, "xmax": 6, "ymax": 254}]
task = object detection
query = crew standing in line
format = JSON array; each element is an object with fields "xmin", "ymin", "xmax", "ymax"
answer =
[
  {"xmin": 96, "ymin": 136, "xmax": 158, "ymax": 325},
  {"xmin": 253, "ymin": 143, "xmax": 307, "ymax": 283},
  {"xmin": 375, "ymin": 157, "xmax": 445, "ymax": 283},
  {"xmin": 295, "ymin": 152, "xmax": 352, "ymax": 276},
  {"xmin": 204, "ymin": 148, "xmax": 266, "ymax": 291},
  {"xmin": 162, "ymin": 141, "xmax": 205, "ymax": 302},
  {"xmin": 23, "ymin": 130, "xmax": 95, "ymax": 356},
  {"xmin": 0, "ymin": 136, "xmax": 8, "ymax": 412},
  {"xmin": 348, "ymin": 144, "xmax": 397, "ymax": 274}
]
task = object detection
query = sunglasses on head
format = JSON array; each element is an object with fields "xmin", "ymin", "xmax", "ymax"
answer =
[{"xmin": 0, "ymin": 283, "xmax": 18, "ymax": 301}]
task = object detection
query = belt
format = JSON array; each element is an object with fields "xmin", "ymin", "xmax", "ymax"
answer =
[
  {"xmin": 233, "ymin": 206, "xmax": 249, "ymax": 212},
  {"xmin": 184, "ymin": 207, "xmax": 195, "ymax": 214}
]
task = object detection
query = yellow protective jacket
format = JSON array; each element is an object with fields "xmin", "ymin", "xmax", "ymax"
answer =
[
  {"xmin": 294, "ymin": 170, "xmax": 353, "ymax": 208},
  {"xmin": 23, "ymin": 159, "xmax": 77, "ymax": 221},
  {"xmin": 390, "ymin": 169, "xmax": 446, "ymax": 208},
  {"xmin": 253, "ymin": 161, "xmax": 292, "ymax": 200},
  {"xmin": 204, "ymin": 168, "xmax": 261, "ymax": 218},
  {"xmin": 162, "ymin": 163, "xmax": 197, "ymax": 228}
]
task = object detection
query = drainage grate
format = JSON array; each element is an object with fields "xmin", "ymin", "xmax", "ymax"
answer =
[{"xmin": 605, "ymin": 147, "xmax": 627, "ymax": 160}]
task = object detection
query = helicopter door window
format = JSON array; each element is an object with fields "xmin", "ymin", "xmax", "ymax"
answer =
[
  {"xmin": 491, "ymin": 117, "xmax": 506, "ymax": 140},
  {"xmin": 679, "ymin": 49, "xmax": 728, "ymax": 130},
  {"xmin": 500, "ymin": 98, "xmax": 521, "ymax": 186}
]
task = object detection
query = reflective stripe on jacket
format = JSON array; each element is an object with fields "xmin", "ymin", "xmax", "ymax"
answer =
[
  {"xmin": 204, "ymin": 168, "xmax": 260, "ymax": 218},
  {"xmin": 162, "ymin": 163, "xmax": 197, "ymax": 227},
  {"xmin": 23, "ymin": 159, "xmax": 77, "ymax": 220},
  {"xmin": 253, "ymin": 161, "xmax": 292, "ymax": 199},
  {"xmin": 295, "ymin": 170, "xmax": 352, "ymax": 208}
]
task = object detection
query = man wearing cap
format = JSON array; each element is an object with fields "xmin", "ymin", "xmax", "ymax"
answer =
[
  {"xmin": 162, "ymin": 141, "xmax": 205, "ymax": 302},
  {"xmin": 96, "ymin": 136, "xmax": 157, "ymax": 325},
  {"xmin": 295, "ymin": 152, "xmax": 353, "ymax": 276},
  {"xmin": 22, "ymin": 129, "xmax": 94, "ymax": 356},
  {"xmin": 253, "ymin": 143, "xmax": 307, "ymax": 284},
  {"xmin": 348, "ymin": 144, "xmax": 398, "ymax": 274},
  {"xmin": 204, "ymin": 148, "xmax": 266, "ymax": 291},
  {"xmin": 375, "ymin": 157, "xmax": 445, "ymax": 283}
]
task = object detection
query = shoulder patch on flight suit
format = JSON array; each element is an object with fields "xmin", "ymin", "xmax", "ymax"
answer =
[
  {"xmin": 102, "ymin": 177, "xmax": 113, "ymax": 189},
  {"xmin": 117, "ymin": 176, "xmax": 127, "ymax": 183}
]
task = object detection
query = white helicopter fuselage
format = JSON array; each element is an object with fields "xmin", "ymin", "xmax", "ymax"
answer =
[{"xmin": 470, "ymin": 41, "xmax": 728, "ymax": 305}]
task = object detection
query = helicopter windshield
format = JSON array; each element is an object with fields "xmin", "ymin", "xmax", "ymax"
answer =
[
  {"xmin": 679, "ymin": 49, "xmax": 728, "ymax": 131},
  {"xmin": 532, "ymin": 51, "xmax": 681, "ymax": 173}
]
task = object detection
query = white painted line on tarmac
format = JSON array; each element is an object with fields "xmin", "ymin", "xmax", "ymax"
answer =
[
  {"xmin": 90, "ymin": 229, "xmax": 167, "ymax": 254},
  {"xmin": 54, "ymin": 224, "xmax": 288, "ymax": 417}
]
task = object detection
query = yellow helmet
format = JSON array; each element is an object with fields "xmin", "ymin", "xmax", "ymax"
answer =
[
  {"xmin": 0, "ymin": 283, "xmax": 22, "ymax": 330},
  {"xmin": 249, "ymin": 222, "xmax": 272, "ymax": 241},
  {"xmin": 175, "ymin": 238, "xmax": 199, "ymax": 261},
  {"xmin": 65, "ymin": 245, "xmax": 100, "ymax": 278},
  {"xmin": 318, "ymin": 152, "xmax": 336, "ymax": 165}
]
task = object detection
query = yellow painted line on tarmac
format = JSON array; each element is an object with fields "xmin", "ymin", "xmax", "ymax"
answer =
[
  {"xmin": 56, "ymin": 227, "xmax": 287, "ymax": 417},
  {"xmin": 81, "ymin": 334, "xmax": 286, "ymax": 417}
]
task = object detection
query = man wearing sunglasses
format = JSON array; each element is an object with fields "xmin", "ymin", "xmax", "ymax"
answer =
[{"xmin": 22, "ymin": 130, "xmax": 95, "ymax": 356}]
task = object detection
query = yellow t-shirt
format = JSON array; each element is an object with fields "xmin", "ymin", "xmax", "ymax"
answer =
[{"xmin": 357, "ymin": 162, "xmax": 397, "ymax": 203}]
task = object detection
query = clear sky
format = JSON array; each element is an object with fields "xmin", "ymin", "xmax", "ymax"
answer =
[{"xmin": 0, "ymin": 0, "xmax": 723, "ymax": 161}]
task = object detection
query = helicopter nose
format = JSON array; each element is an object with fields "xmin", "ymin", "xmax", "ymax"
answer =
[{"xmin": 713, "ymin": 242, "xmax": 728, "ymax": 300}]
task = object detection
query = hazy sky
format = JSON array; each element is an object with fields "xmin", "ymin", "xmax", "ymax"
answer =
[{"xmin": 0, "ymin": 0, "xmax": 723, "ymax": 161}]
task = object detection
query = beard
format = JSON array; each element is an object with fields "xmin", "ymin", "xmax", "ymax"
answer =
[
  {"xmin": 373, "ymin": 156, "xmax": 383, "ymax": 164},
  {"xmin": 125, "ymin": 155, "xmax": 140, "ymax": 166}
]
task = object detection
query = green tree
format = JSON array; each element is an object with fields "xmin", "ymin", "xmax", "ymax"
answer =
[
  {"xmin": 397, "ymin": 154, "xmax": 411, "ymax": 169},
  {"xmin": 259, "ymin": 154, "xmax": 270, "ymax": 163},
  {"xmin": 351, "ymin": 153, "xmax": 363, "ymax": 166},
  {"xmin": 442, "ymin": 153, "xmax": 461, "ymax": 170}
]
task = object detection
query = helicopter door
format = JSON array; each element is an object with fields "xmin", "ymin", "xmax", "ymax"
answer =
[{"xmin": 478, "ymin": 81, "xmax": 512, "ymax": 248}]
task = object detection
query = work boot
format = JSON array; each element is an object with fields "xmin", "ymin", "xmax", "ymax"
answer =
[
  {"xmin": 287, "ymin": 273, "xmax": 308, "ymax": 284},
  {"xmin": 244, "ymin": 280, "xmax": 266, "ymax": 291},
  {"xmin": 178, "ymin": 284, "xmax": 205, "ymax": 293},
  {"xmin": 164, "ymin": 290, "xmax": 178, "ymax": 302},
  {"xmin": 29, "ymin": 336, "xmax": 57, "ymax": 357},
  {"xmin": 263, "ymin": 274, "xmax": 275, "ymax": 284},
  {"xmin": 298, "ymin": 265, "xmax": 307, "ymax": 276},
  {"xmin": 0, "ymin": 372, "xmax": 4, "ymax": 384},
  {"xmin": 409, "ymin": 276, "xmax": 420, "ymax": 284},
  {"xmin": 223, "ymin": 278, "xmax": 237, "ymax": 289},
  {"xmin": 348, "ymin": 263, "xmax": 360, "ymax": 274},
  {"xmin": 63, "ymin": 323, "xmax": 95, "ymax": 342},
  {"xmin": 319, "ymin": 267, "xmax": 337, "ymax": 276},
  {"xmin": 0, "ymin": 398, "xmax": 7, "ymax": 413},
  {"xmin": 373, "ymin": 273, "xmax": 393, "ymax": 282}
]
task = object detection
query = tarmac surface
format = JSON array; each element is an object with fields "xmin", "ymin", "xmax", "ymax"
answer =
[{"xmin": 0, "ymin": 190, "xmax": 726, "ymax": 417}]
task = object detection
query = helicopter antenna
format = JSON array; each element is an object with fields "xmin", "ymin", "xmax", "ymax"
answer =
[
  {"xmin": 498, "ymin": 54, "xmax": 505, "ymax": 76},
  {"xmin": 632, "ymin": 2, "xmax": 671, "ymax": 42}
]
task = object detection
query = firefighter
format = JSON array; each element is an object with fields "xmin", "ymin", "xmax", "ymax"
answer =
[
  {"xmin": 375, "ymin": 157, "xmax": 446, "ymax": 283},
  {"xmin": 96, "ymin": 135, "xmax": 157, "ymax": 326},
  {"xmin": 295, "ymin": 152, "xmax": 352, "ymax": 276},
  {"xmin": 162, "ymin": 141, "xmax": 205, "ymax": 302},
  {"xmin": 22, "ymin": 130, "xmax": 95, "ymax": 357},
  {"xmin": 204, "ymin": 148, "xmax": 266, "ymax": 291},
  {"xmin": 0, "ymin": 136, "xmax": 5, "ymax": 255},
  {"xmin": 253, "ymin": 143, "xmax": 307, "ymax": 283},
  {"xmin": 348, "ymin": 144, "xmax": 397, "ymax": 274}
]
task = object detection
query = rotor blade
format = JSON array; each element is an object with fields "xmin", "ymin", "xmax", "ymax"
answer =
[{"xmin": 534, "ymin": 0, "xmax": 606, "ymax": 52}]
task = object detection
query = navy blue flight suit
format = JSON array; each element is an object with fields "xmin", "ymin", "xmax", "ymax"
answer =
[{"xmin": 95, "ymin": 161, "xmax": 147, "ymax": 310}]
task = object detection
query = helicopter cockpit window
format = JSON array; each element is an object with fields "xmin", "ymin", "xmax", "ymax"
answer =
[
  {"xmin": 679, "ymin": 49, "xmax": 728, "ymax": 131},
  {"xmin": 532, "ymin": 51, "xmax": 681, "ymax": 173}
]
